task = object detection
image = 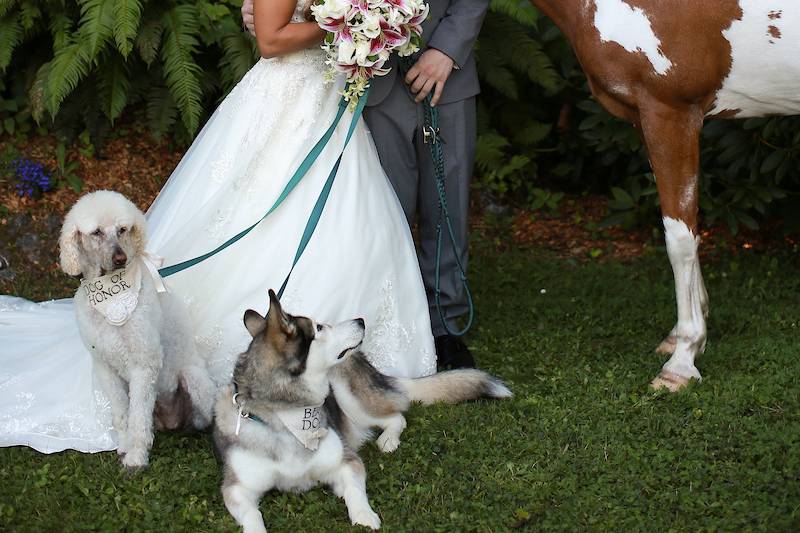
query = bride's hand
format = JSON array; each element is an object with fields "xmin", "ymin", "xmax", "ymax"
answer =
[
  {"xmin": 242, "ymin": 0, "xmax": 255, "ymax": 36},
  {"xmin": 405, "ymin": 48, "xmax": 455, "ymax": 107}
]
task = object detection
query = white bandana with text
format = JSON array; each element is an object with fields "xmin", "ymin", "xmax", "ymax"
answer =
[
  {"xmin": 81, "ymin": 262, "xmax": 142, "ymax": 326},
  {"xmin": 275, "ymin": 405, "xmax": 326, "ymax": 451}
]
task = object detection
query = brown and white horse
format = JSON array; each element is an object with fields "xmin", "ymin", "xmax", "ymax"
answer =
[{"xmin": 529, "ymin": 1, "xmax": 799, "ymax": 390}]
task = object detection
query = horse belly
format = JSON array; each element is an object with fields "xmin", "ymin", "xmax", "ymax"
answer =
[{"xmin": 709, "ymin": 1, "xmax": 800, "ymax": 118}]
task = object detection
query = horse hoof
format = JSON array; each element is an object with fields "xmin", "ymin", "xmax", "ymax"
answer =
[
  {"xmin": 655, "ymin": 335, "xmax": 677, "ymax": 355},
  {"xmin": 649, "ymin": 370, "xmax": 691, "ymax": 392}
]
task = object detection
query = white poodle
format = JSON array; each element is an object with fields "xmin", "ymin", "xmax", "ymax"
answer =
[{"xmin": 59, "ymin": 190, "xmax": 216, "ymax": 470}]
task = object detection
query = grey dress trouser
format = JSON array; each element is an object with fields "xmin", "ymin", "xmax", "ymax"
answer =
[{"xmin": 364, "ymin": 81, "xmax": 476, "ymax": 337}]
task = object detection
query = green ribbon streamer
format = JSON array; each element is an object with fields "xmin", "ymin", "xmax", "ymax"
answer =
[{"xmin": 157, "ymin": 88, "xmax": 367, "ymax": 287}]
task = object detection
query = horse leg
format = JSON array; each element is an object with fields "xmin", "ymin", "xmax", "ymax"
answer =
[
  {"xmin": 655, "ymin": 272, "xmax": 709, "ymax": 355},
  {"xmin": 638, "ymin": 101, "xmax": 708, "ymax": 391}
]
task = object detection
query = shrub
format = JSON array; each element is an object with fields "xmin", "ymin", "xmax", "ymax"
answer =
[
  {"xmin": 1, "ymin": 0, "xmax": 798, "ymax": 232},
  {"xmin": 0, "ymin": 0, "xmax": 258, "ymax": 141}
]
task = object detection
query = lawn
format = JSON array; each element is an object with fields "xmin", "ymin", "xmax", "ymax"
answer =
[{"xmin": 1, "ymin": 231, "xmax": 799, "ymax": 532}]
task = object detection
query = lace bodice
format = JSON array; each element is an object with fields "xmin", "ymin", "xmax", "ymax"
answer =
[{"xmin": 291, "ymin": 0, "xmax": 309, "ymax": 22}]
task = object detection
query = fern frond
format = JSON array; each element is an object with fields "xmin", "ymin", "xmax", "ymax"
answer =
[
  {"xmin": 98, "ymin": 51, "xmax": 130, "ymax": 121},
  {"xmin": 0, "ymin": 13, "xmax": 23, "ymax": 73},
  {"xmin": 489, "ymin": 0, "xmax": 539, "ymax": 27},
  {"xmin": 476, "ymin": 41, "xmax": 518, "ymax": 99},
  {"xmin": 160, "ymin": 4, "xmax": 202, "ymax": 134},
  {"xmin": 135, "ymin": 16, "xmax": 163, "ymax": 66},
  {"xmin": 45, "ymin": 40, "xmax": 93, "ymax": 117},
  {"xmin": 145, "ymin": 85, "xmax": 177, "ymax": 139},
  {"xmin": 481, "ymin": 13, "xmax": 561, "ymax": 93},
  {"xmin": 513, "ymin": 120, "xmax": 551, "ymax": 146},
  {"xmin": 475, "ymin": 130, "xmax": 511, "ymax": 171},
  {"xmin": 112, "ymin": 0, "xmax": 142, "ymax": 58},
  {"xmin": 19, "ymin": 1, "xmax": 43, "ymax": 31},
  {"xmin": 49, "ymin": 13, "xmax": 74, "ymax": 50},
  {"xmin": 219, "ymin": 33, "xmax": 257, "ymax": 93},
  {"xmin": 0, "ymin": 0, "xmax": 17, "ymax": 18},
  {"xmin": 29, "ymin": 60, "xmax": 51, "ymax": 122},
  {"xmin": 77, "ymin": 0, "xmax": 115, "ymax": 59}
]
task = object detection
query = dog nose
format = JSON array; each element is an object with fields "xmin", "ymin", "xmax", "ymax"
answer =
[
  {"xmin": 355, "ymin": 318, "xmax": 365, "ymax": 329},
  {"xmin": 112, "ymin": 248, "xmax": 127, "ymax": 268}
]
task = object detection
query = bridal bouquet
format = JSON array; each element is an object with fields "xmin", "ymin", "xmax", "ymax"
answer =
[{"xmin": 311, "ymin": 0, "xmax": 429, "ymax": 106}]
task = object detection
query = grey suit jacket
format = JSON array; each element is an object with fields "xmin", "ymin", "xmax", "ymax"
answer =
[{"xmin": 366, "ymin": 0, "xmax": 490, "ymax": 107}]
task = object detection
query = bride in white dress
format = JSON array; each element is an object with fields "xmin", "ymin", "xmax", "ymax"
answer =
[{"xmin": 0, "ymin": 0, "xmax": 436, "ymax": 454}]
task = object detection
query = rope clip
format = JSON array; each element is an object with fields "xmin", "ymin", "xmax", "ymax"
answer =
[{"xmin": 423, "ymin": 125, "xmax": 441, "ymax": 145}]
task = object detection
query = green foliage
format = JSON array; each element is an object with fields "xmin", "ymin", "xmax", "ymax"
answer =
[
  {"xmin": 0, "ymin": 0, "xmax": 257, "ymax": 140},
  {"xmin": 1, "ymin": 0, "xmax": 798, "ymax": 232},
  {"xmin": 476, "ymin": 0, "xmax": 800, "ymax": 233},
  {"xmin": 0, "ymin": 12, "xmax": 23, "ymax": 72},
  {"xmin": 55, "ymin": 139, "xmax": 82, "ymax": 191},
  {"xmin": 160, "ymin": 4, "xmax": 203, "ymax": 134}
]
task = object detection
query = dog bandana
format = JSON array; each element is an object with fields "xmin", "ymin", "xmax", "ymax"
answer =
[
  {"xmin": 80, "ymin": 253, "xmax": 167, "ymax": 326},
  {"xmin": 232, "ymin": 391, "xmax": 326, "ymax": 451},
  {"xmin": 81, "ymin": 262, "xmax": 142, "ymax": 326},
  {"xmin": 275, "ymin": 406, "xmax": 327, "ymax": 451}
]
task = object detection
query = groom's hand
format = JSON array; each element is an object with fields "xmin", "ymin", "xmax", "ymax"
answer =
[
  {"xmin": 242, "ymin": 0, "xmax": 255, "ymax": 36},
  {"xmin": 405, "ymin": 48, "xmax": 455, "ymax": 107}
]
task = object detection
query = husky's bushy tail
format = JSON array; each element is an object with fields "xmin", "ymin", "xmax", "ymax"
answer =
[{"xmin": 397, "ymin": 369, "xmax": 512, "ymax": 405}]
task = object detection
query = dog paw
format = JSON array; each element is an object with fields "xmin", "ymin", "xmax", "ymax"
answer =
[
  {"xmin": 116, "ymin": 433, "xmax": 129, "ymax": 456},
  {"xmin": 350, "ymin": 507, "xmax": 381, "ymax": 530},
  {"xmin": 376, "ymin": 432, "xmax": 400, "ymax": 453},
  {"xmin": 121, "ymin": 447, "xmax": 149, "ymax": 471}
]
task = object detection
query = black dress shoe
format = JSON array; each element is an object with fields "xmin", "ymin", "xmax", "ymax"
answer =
[{"xmin": 435, "ymin": 335, "xmax": 475, "ymax": 370}]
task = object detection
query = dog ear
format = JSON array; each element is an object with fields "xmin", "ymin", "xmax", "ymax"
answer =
[
  {"xmin": 267, "ymin": 289, "xmax": 295, "ymax": 335},
  {"xmin": 129, "ymin": 209, "xmax": 148, "ymax": 256},
  {"xmin": 243, "ymin": 309, "xmax": 267, "ymax": 337},
  {"xmin": 58, "ymin": 224, "xmax": 82, "ymax": 276}
]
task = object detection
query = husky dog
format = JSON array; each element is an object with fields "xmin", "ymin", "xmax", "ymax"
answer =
[
  {"xmin": 214, "ymin": 290, "xmax": 511, "ymax": 532},
  {"xmin": 60, "ymin": 191, "xmax": 216, "ymax": 470}
]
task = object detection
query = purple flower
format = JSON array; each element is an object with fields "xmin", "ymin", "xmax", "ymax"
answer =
[{"xmin": 9, "ymin": 158, "xmax": 53, "ymax": 199}]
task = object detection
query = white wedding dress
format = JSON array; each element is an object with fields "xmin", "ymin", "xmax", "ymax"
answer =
[{"xmin": 0, "ymin": 7, "xmax": 436, "ymax": 453}]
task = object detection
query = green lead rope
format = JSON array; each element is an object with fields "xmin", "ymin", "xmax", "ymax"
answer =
[
  {"xmin": 400, "ymin": 56, "xmax": 474, "ymax": 337},
  {"xmin": 422, "ymin": 94, "xmax": 474, "ymax": 337},
  {"xmin": 158, "ymin": 87, "xmax": 369, "ymax": 301}
]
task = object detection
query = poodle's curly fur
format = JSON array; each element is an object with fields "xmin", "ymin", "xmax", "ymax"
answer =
[{"xmin": 61, "ymin": 190, "xmax": 216, "ymax": 469}]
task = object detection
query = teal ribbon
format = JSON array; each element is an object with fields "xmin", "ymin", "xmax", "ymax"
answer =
[
  {"xmin": 158, "ymin": 88, "xmax": 369, "ymax": 299},
  {"xmin": 277, "ymin": 91, "xmax": 368, "ymax": 298}
]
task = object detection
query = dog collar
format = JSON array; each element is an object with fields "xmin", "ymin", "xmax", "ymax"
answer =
[{"xmin": 231, "ymin": 384, "xmax": 325, "ymax": 451}]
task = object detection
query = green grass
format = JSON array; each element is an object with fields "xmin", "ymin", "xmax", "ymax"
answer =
[{"xmin": 1, "ymin": 237, "xmax": 799, "ymax": 532}]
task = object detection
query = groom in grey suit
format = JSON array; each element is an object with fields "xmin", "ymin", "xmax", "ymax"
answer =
[
  {"xmin": 364, "ymin": 1, "xmax": 489, "ymax": 368},
  {"xmin": 242, "ymin": 0, "xmax": 489, "ymax": 368}
]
